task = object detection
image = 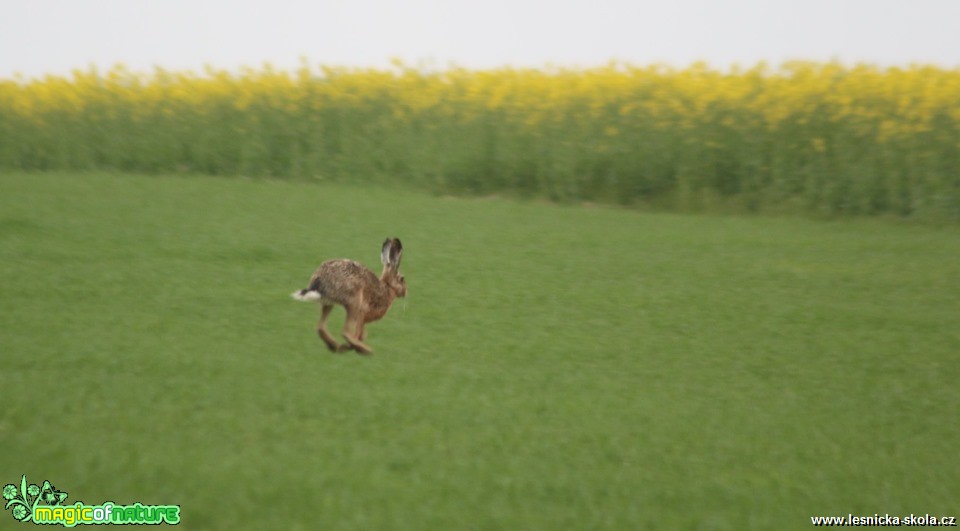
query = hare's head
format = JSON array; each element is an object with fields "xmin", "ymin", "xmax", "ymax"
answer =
[{"xmin": 380, "ymin": 238, "xmax": 407, "ymax": 298}]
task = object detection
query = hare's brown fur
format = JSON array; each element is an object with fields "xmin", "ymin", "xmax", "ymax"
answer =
[{"xmin": 292, "ymin": 238, "xmax": 406, "ymax": 354}]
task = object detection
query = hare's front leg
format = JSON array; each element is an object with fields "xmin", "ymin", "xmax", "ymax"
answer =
[
  {"xmin": 342, "ymin": 306, "xmax": 373, "ymax": 355},
  {"xmin": 316, "ymin": 304, "xmax": 342, "ymax": 352}
]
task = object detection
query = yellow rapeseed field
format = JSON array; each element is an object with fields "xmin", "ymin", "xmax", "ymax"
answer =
[{"xmin": 1, "ymin": 61, "xmax": 957, "ymax": 219}]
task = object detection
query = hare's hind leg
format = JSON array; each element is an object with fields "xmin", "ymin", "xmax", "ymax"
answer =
[
  {"xmin": 316, "ymin": 304, "xmax": 342, "ymax": 352},
  {"xmin": 342, "ymin": 306, "xmax": 373, "ymax": 355},
  {"xmin": 336, "ymin": 324, "xmax": 369, "ymax": 354}
]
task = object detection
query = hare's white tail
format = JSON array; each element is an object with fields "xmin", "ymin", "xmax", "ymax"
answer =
[{"xmin": 291, "ymin": 288, "xmax": 322, "ymax": 302}]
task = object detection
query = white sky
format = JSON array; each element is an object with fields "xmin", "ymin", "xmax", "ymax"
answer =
[{"xmin": 2, "ymin": 0, "xmax": 959, "ymax": 78}]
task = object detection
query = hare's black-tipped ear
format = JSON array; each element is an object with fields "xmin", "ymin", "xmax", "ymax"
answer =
[
  {"xmin": 390, "ymin": 238, "xmax": 403, "ymax": 268},
  {"xmin": 381, "ymin": 238, "xmax": 402, "ymax": 268}
]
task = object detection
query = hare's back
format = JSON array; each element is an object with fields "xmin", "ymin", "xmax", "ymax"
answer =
[{"xmin": 311, "ymin": 259, "xmax": 379, "ymax": 302}]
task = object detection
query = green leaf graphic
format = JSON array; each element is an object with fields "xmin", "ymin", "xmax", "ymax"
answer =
[
  {"xmin": 7, "ymin": 476, "xmax": 33, "ymax": 523},
  {"xmin": 6, "ymin": 499, "xmax": 25, "ymax": 510}
]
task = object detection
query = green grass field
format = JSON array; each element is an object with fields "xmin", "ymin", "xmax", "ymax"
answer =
[{"xmin": 1, "ymin": 171, "xmax": 958, "ymax": 529}]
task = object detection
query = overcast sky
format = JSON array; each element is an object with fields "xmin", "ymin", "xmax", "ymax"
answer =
[{"xmin": 2, "ymin": 0, "xmax": 959, "ymax": 78}]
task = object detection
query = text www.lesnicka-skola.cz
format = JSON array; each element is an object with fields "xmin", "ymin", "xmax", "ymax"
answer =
[{"xmin": 811, "ymin": 514, "xmax": 957, "ymax": 527}]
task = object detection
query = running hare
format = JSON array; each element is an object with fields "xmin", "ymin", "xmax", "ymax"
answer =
[{"xmin": 291, "ymin": 238, "xmax": 406, "ymax": 354}]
